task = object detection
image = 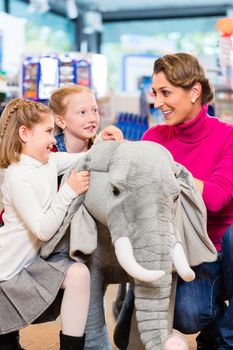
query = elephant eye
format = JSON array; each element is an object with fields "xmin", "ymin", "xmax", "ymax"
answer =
[{"xmin": 112, "ymin": 186, "xmax": 121, "ymax": 197}]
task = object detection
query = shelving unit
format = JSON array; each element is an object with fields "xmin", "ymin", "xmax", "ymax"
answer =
[{"xmin": 215, "ymin": 86, "xmax": 233, "ymax": 123}]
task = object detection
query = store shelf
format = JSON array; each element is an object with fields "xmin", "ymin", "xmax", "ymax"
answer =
[
  {"xmin": 215, "ymin": 85, "xmax": 233, "ymax": 93},
  {"xmin": 0, "ymin": 83, "xmax": 19, "ymax": 94}
]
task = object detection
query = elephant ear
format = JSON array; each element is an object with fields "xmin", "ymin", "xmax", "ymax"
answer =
[
  {"xmin": 62, "ymin": 141, "xmax": 121, "ymax": 259},
  {"xmin": 69, "ymin": 204, "xmax": 98, "ymax": 258},
  {"xmin": 173, "ymin": 162, "xmax": 217, "ymax": 266},
  {"xmin": 88, "ymin": 140, "xmax": 121, "ymax": 171}
]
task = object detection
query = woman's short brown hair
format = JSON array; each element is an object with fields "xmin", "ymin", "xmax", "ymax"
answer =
[{"xmin": 153, "ymin": 53, "xmax": 214, "ymax": 105}]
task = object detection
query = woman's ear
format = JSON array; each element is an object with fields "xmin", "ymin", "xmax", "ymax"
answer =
[
  {"xmin": 18, "ymin": 125, "xmax": 30, "ymax": 143},
  {"xmin": 191, "ymin": 82, "xmax": 202, "ymax": 102},
  {"xmin": 55, "ymin": 114, "xmax": 66, "ymax": 130}
]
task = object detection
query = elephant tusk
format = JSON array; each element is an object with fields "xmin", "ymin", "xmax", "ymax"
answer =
[
  {"xmin": 172, "ymin": 243, "xmax": 195, "ymax": 282},
  {"xmin": 114, "ymin": 237, "xmax": 165, "ymax": 282}
]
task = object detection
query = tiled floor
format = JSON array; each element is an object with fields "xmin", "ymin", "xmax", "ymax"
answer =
[{"xmin": 19, "ymin": 285, "xmax": 196, "ymax": 350}]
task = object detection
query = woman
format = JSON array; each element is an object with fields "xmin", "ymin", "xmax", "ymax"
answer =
[
  {"xmin": 115, "ymin": 53, "xmax": 233, "ymax": 350},
  {"xmin": 144, "ymin": 52, "xmax": 233, "ymax": 350}
]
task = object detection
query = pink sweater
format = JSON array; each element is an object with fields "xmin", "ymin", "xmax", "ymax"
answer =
[{"xmin": 142, "ymin": 105, "xmax": 233, "ymax": 251}]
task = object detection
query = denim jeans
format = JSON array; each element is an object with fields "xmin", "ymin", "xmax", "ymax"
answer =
[
  {"xmin": 219, "ymin": 225, "xmax": 233, "ymax": 349},
  {"xmin": 174, "ymin": 225, "xmax": 233, "ymax": 349}
]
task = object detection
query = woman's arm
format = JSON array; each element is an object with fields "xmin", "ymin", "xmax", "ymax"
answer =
[{"xmin": 201, "ymin": 133, "xmax": 233, "ymax": 212}]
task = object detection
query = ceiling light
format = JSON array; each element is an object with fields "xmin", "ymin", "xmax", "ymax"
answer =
[
  {"xmin": 83, "ymin": 11, "xmax": 103, "ymax": 34},
  {"xmin": 27, "ymin": 0, "xmax": 50, "ymax": 13},
  {"xmin": 66, "ymin": 0, "xmax": 79, "ymax": 19}
]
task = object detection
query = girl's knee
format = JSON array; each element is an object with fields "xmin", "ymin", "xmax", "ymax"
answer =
[{"xmin": 64, "ymin": 263, "xmax": 90, "ymax": 288}]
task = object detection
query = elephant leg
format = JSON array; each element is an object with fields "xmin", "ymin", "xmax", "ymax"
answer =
[
  {"xmin": 114, "ymin": 284, "xmax": 134, "ymax": 349},
  {"xmin": 112, "ymin": 282, "xmax": 127, "ymax": 321},
  {"xmin": 167, "ymin": 273, "xmax": 178, "ymax": 334},
  {"xmin": 84, "ymin": 265, "xmax": 112, "ymax": 350},
  {"xmin": 127, "ymin": 308, "xmax": 144, "ymax": 350}
]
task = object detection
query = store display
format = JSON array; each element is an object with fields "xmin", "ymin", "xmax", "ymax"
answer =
[
  {"xmin": 58, "ymin": 55, "xmax": 75, "ymax": 86},
  {"xmin": 75, "ymin": 59, "xmax": 91, "ymax": 87},
  {"xmin": 122, "ymin": 53, "xmax": 158, "ymax": 92},
  {"xmin": 97, "ymin": 95, "xmax": 113, "ymax": 130},
  {"xmin": 215, "ymin": 18, "xmax": 233, "ymax": 122},
  {"xmin": 22, "ymin": 57, "xmax": 40, "ymax": 100},
  {"xmin": 21, "ymin": 52, "xmax": 107, "ymax": 101},
  {"xmin": 22, "ymin": 55, "xmax": 60, "ymax": 101},
  {"xmin": 115, "ymin": 112, "xmax": 149, "ymax": 141},
  {"xmin": 58, "ymin": 56, "xmax": 91, "ymax": 88},
  {"xmin": 216, "ymin": 18, "xmax": 233, "ymax": 90}
]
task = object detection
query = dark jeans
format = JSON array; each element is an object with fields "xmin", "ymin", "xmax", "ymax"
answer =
[
  {"xmin": 174, "ymin": 225, "xmax": 233, "ymax": 349},
  {"xmin": 219, "ymin": 225, "xmax": 233, "ymax": 349}
]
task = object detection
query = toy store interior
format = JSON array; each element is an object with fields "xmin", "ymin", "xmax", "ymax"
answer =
[
  {"xmin": 1, "ymin": 0, "xmax": 233, "ymax": 349},
  {"xmin": 1, "ymin": 0, "xmax": 233, "ymax": 136}
]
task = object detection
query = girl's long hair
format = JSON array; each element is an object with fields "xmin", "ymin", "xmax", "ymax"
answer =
[{"xmin": 0, "ymin": 98, "xmax": 53, "ymax": 168}]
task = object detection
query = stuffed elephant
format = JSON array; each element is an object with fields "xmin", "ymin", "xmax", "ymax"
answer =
[{"xmin": 41, "ymin": 140, "xmax": 217, "ymax": 350}]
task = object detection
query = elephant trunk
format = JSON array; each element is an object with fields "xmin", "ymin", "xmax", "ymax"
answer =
[
  {"xmin": 114, "ymin": 237, "xmax": 165, "ymax": 282},
  {"xmin": 134, "ymin": 273, "xmax": 172, "ymax": 350},
  {"xmin": 108, "ymin": 183, "xmax": 194, "ymax": 349},
  {"xmin": 132, "ymin": 229, "xmax": 174, "ymax": 350},
  {"xmin": 113, "ymin": 223, "xmax": 174, "ymax": 350}
]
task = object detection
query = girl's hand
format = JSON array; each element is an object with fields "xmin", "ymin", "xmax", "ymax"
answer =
[
  {"xmin": 66, "ymin": 170, "xmax": 90, "ymax": 195},
  {"xmin": 101, "ymin": 125, "xmax": 124, "ymax": 142}
]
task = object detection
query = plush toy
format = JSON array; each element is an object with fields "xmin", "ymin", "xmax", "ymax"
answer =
[{"xmin": 41, "ymin": 140, "xmax": 217, "ymax": 350}]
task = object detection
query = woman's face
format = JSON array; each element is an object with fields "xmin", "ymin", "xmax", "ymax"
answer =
[
  {"xmin": 59, "ymin": 91, "xmax": 100, "ymax": 140},
  {"xmin": 152, "ymin": 72, "xmax": 201, "ymax": 126}
]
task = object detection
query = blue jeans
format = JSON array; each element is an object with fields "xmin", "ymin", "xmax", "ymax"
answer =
[
  {"xmin": 174, "ymin": 225, "xmax": 233, "ymax": 349},
  {"xmin": 219, "ymin": 225, "xmax": 233, "ymax": 349}
]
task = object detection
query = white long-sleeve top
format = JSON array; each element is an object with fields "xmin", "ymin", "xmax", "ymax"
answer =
[{"xmin": 0, "ymin": 152, "xmax": 85, "ymax": 281}]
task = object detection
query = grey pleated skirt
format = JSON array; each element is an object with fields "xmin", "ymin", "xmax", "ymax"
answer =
[{"xmin": 0, "ymin": 252, "xmax": 74, "ymax": 334}]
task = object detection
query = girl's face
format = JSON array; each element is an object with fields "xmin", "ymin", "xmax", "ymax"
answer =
[
  {"xmin": 20, "ymin": 114, "xmax": 56, "ymax": 163},
  {"xmin": 152, "ymin": 72, "xmax": 201, "ymax": 126},
  {"xmin": 57, "ymin": 91, "xmax": 100, "ymax": 140}
]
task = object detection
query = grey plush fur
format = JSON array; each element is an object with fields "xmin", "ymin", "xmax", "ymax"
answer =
[{"xmin": 41, "ymin": 140, "xmax": 217, "ymax": 350}]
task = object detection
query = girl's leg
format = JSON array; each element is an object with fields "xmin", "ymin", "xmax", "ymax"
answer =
[
  {"xmin": 0, "ymin": 331, "xmax": 24, "ymax": 350},
  {"xmin": 114, "ymin": 284, "xmax": 134, "ymax": 350},
  {"xmin": 60, "ymin": 263, "xmax": 90, "ymax": 336}
]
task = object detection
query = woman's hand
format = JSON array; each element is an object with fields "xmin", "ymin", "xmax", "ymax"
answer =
[
  {"xmin": 66, "ymin": 170, "xmax": 90, "ymax": 195},
  {"xmin": 101, "ymin": 125, "xmax": 124, "ymax": 142}
]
